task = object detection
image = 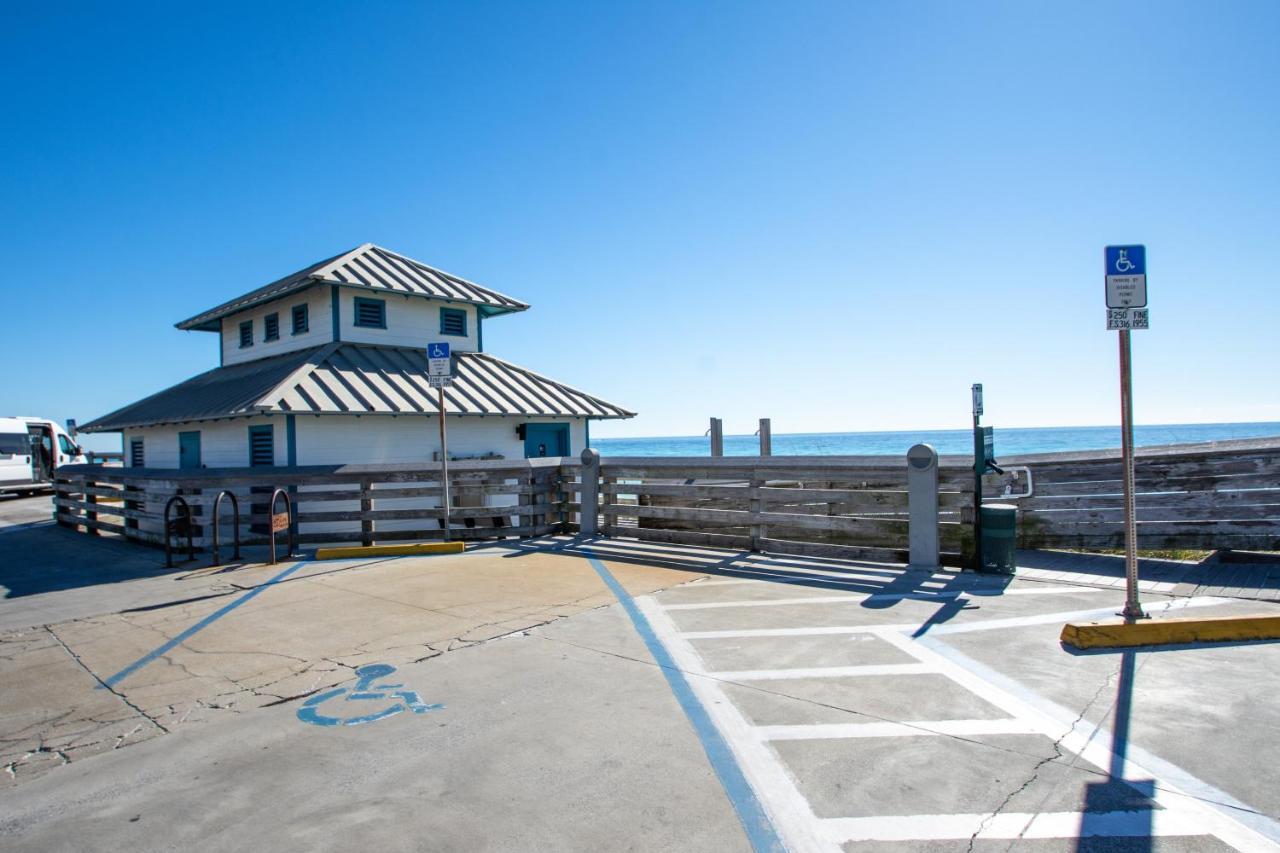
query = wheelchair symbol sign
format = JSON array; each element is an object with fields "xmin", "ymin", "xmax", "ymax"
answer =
[
  {"xmin": 428, "ymin": 342, "xmax": 450, "ymax": 359},
  {"xmin": 296, "ymin": 663, "xmax": 443, "ymax": 727}
]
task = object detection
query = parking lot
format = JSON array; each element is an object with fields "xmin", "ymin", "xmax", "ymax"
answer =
[{"xmin": 2, "ymin": 496, "xmax": 1279, "ymax": 851}]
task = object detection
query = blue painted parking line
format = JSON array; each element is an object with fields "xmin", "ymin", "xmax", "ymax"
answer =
[
  {"xmin": 101, "ymin": 560, "xmax": 307, "ymax": 688},
  {"xmin": 585, "ymin": 552, "xmax": 786, "ymax": 853}
]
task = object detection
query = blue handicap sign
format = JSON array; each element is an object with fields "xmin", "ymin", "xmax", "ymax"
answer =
[
  {"xmin": 297, "ymin": 663, "xmax": 443, "ymax": 727},
  {"xmin": 1105, "ymin": 245, "xmax": 1145, "ymax": 277},
  {"xmin": 428, "ymin": 342, "xmax": 450, "ymax": 359}
]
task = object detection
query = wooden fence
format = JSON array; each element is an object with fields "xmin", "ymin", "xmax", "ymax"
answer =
[
  {"xmin": 52, "ymin": 436, "xmax": 1280, "ymax": 559},
  {"xmin": 570, "ymin": 455, "xmax": 974, "ymax": 564},
  {"xmin": 984, "ymin": 437, "xmax": 1280, "ymax": 551},
  {"xmin": 53, "ymin": 459, "xmax": 571, "ymax": 550}
]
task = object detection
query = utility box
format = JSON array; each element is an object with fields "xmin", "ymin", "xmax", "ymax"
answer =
[{"xmin": 980, "ymin": 503, "xmax": 1017, "ymax": 574}]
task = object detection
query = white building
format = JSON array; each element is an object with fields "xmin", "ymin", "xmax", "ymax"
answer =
[{"xmin": 80, "ymin": 243, "xmax": 633, "ymax": 469}]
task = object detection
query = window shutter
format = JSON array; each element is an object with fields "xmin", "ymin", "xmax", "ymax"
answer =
[
  {"xmin": 249, "ymin": 426, "xmax": 274, "ymax": 467},
  {"xmin": 440, "ymin": 308, "xmax": 467, "ymax": 336},
  {"xmin": 292, "ymin": 304, "xmax": 309, "ymax": 335},
  {"xmin": 354, "ymin": 297, "xmax": 385, "ymax": 328},
  {"xmin": 239, "ymin": 321, "xmax": 253, "ymax": 348},
  {"xmin": 264, "ymin": 313, "xmax": 279, "ymax": 341},
  {"xmin": 130, "ymin": 438, "xmax": 145, "ymax": 467}
]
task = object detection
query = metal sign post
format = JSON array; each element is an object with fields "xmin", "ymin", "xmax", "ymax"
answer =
[
  {"xmin": 428, "ymin": 343, "xmax": 453, "ymax": 542},
  {"xmin": 1105, "ymin": 246, "xmax": 1149, "ymax": 621},
  {"xmin": 972, "ymin": 383, "xmax": 983, "ymax": 571}
]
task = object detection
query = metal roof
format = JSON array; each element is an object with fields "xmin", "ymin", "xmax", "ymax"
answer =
[
  {"xmin": 176, "ymin": 244, "xmax": 530, "ymax": 331},
  {"xmin": 79, "ymin": 344, "xmax": 633, "ymax": 432}
]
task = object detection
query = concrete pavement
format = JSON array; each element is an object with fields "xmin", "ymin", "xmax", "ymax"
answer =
[{"xmin": 2, "ymin": 526, "xmax": 1279, "ymax": 851}]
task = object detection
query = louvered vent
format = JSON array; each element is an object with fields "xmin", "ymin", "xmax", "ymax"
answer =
[
  {"xmin": 249, "ymin": 426, "xmax": 274, "ymax": 467},
  {"xmin": 354, "ymin": 297, "xmax": 385, "ymax": 329}
]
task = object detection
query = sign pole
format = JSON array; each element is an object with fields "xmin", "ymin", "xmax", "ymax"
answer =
[
  {"xmin": 438, "ymin": 385, "xmax": 451, "ymax": 542},
  {"xmin": 971, "ymin": 384, "xmax": 983, "ymax": 572},
  {"xmin": 1118, "ymin": 329, "xmax": 1144, "ymax": 620}
]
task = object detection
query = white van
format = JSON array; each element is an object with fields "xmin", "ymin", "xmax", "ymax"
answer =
[{"xmin": 0, "ymin": 417, "xmax": 88, "ymax": 496}]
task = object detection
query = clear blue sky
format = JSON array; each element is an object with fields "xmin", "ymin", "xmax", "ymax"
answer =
[{"xmin": 3, "ymin": 1, "xmax": 1277, "ymax": 450}]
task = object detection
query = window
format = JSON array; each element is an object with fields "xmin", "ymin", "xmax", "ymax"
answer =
[
  {"xmin": 58, "ymin": 435, "xmax": 76, "ymax": 454},
  {"xmin": 130, "ymin": 438, "xmax": 145, "ymax": 467},
  {"xmin": 353, "ymin": 296, "xmax": 386, "ymax": 329},
  {"xmin": 264, "ymin": 312, "xmax": 280, "ymax": 341},
  {"xmin": 239, "ymin": 320, "xmax": 254, "ymax": 348},
  {"xmin": 248, "ymin": 425, "xmax": 274, "ymax": 467},
  {"xmin": 439, "ymin": 307, "xmax": 467, "ymax": 337},
  {"xmin": 292, "ymin": 303, "xmax": 309, "ymax": 335},
  {"xmin": 0, "ymin": 433, "xmax": 28, "ymax": 455}
]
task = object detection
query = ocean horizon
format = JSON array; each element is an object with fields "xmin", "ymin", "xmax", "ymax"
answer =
[{"xmin": 591, "ymin": 421, "xmax": 1280, "ymax": 458}]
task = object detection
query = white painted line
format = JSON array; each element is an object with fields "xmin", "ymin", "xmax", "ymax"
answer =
[
  {"xmin": 708, "ymin": 662, "xmax": 934, "ymax": 681},
  {"xmin": 820, "ymin": 809, "xmax": 1204, "ymax": 842},
  {"xmin": 662, "ymin": 586, "xmax": 1104, "ymax": 611},
  {"xmin": 636, "ymin": 596, "xmax": 843, "ymax": 853},
  {"xmin": 882, "ymin": 625, "xmax": 1280, "ymax": 851},
  {"xmin": 924, "ymin": 595, "xmax": 1234, "ymax": 636},
  {"xmin": 758, "ymin": 718, "xmax": 1042, "ymax": 741},
  {"xmin": 682, "ymin": 625, "xmax": 907, "ymax": 640}
]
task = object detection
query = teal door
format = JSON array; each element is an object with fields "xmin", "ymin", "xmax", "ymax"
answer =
[
  {"xmin": 178, "ymin": 431, "xmax": 202, "ymax": 469},
  {"xmin": 523, "ymin": 423, "xmax": 569, "ymax": 458}
]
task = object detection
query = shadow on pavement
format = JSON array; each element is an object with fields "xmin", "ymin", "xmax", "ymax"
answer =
[{"xmin": 484, "ymin": 534, "xmax": 1014, "ymax": 627}]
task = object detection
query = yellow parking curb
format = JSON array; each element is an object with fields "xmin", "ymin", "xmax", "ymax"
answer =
[
  {"xmin": 1061, "ymin": 613, "xmax": 1280, "ymax": 649},
  {"xmin": 314, "ymin": 542, "xmax": 466, "ymax": 560}
]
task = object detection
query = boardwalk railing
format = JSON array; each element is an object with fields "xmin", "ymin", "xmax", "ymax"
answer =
[
  {"xmin": 569, "ymin": 454, "xmax": 975, "ymax": 565},
  {"xmin": 52, "ymin": 437, "xmax": 1280, "ymax": 559},
  {"xmin": 53, "ymin": 459, "xmax": 569, "ymax": 550},
  {"xmin": 983, "ymin": 437, "xmax": 1280, "ymax": 552}
]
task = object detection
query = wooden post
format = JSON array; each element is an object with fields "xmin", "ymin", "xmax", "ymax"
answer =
[
  {"xmin": 758, "ymin": 419, "xmax": 772, "ymax": 456},
  {"xmin": 360, "ymin": 478, "xmax": 374, "ymax": 546},
  {"xmin": 579, "ymin": 449, "xmax": 600, "ymax": 536},
  {"xmin": 749, "ymin": 474, "xmax": 765, "ymax": 552},
  {"xmin": 709, "ymin": 417, "xmax": 724, "ymax": 457},
  {"xmin": 83, "ymin": 478, "xmax": 99, "ymax": 535}
]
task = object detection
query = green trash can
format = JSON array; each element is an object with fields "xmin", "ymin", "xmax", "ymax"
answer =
[{"xmin": 980, "ymin": 503, "xmax": 1017, "ymax": 574}]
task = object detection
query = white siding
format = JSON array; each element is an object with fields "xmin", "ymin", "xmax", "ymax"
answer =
[
  {"xmin": 220, "ymin": 286, "xmax": 332, "ymax": 367},
  {"xmin": 123, "ymin": 416, "xmax": 288, "ymax": 469},
  {"xmin": 338, "ymin": 292, "xmax": 480, "ymax": 353}
]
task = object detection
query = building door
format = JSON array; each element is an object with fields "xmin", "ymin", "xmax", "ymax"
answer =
[
  {"xmin": 178, "ymin": 431, "xmax": 202, "ymax": 469},
  {"xmin": 523, "ymin": 423, "xmax": 569, "ymax": 458}
]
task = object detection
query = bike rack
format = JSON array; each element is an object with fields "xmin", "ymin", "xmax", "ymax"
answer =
[
  {"xmin": 210, "ymin": 490, "xmax": 241, "ymax": 567},
  {"xmin": 268, "ymin": 488, "xmax": 296, "ymax": 565},
  {"xmin": 164, "ymin": 495, "xmax": 195, "ymax": 568}
]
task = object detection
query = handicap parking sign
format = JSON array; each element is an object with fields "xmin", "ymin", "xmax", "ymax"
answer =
[
  {"xmin": 428, "ymin": 342, "xmax": 450, "ymax": 360},
  {"xmin": 1104, "ymin": 245, "xmax": 1147, "ymax": 309}
]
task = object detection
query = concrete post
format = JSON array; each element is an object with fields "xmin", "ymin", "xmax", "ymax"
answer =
[
  {"xmin": 907, "ymin": 443, "xmax": 940, "ymax": 569},
  {"xmin": 709, "ymin": 418, "xmax": 724, "ymax": 457},
  {"xmin": 758, "ymin": 418, "xmax": 772, "ymax": 456},
  {"xmin": 579, "ymin": 448, "xmax": 600, "ymax": 536}
]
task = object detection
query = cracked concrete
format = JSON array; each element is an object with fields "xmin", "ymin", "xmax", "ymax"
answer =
[{"xmin": 0, "ymin": 542, "xmax": 710, "ymax": 787}]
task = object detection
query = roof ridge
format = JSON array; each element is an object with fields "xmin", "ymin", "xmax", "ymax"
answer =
[
  {"xmin": 305, "ymin": 243, "xmax": 376, "ymax": 282},
  {"xmin": 254, "ymin": 341, "xmax": 344, "ymax": 411}
]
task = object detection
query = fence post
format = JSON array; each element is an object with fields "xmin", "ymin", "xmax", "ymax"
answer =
[
  {"xmin": 907, "ymin": 443, "xmax": 940, "ymax": 569},
  {"xmin": 709, "ymin": 417, "xmax": 724, "ymax": 457},
  {"xmin": 579, "ymin": 449, "xmax": 600, "ymax": 536},
  {"xmin": 758, "ymin": 418, "xmax": 772, "ymax": 456}
]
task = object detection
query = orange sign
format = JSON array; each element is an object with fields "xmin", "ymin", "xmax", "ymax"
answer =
[{"xmin": 271, "ymin": 512, "xmax": 290, "ymax": 533}]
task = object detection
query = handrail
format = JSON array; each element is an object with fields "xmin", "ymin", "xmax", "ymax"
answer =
[
  {"xmin": 211, "ymin": 490, "xmax": 241, "ymax": 566},
  {"xmin": 268, "ymin": 488, "xmax": 295, "ymax": 565},
  {"xmin": 164, "ymin": 495, "xmax": 195, "ymax": 568}
]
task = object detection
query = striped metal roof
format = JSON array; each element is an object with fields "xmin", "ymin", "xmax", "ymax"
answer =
[
  {"xmin": 80, "ymin": 343, "xmax": 632, "ymax": 432},
  {"xmin": 176, "ymin": 244, "xmax": 529, "ymax": 331}
]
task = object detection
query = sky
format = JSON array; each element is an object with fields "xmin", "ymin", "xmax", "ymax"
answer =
[{"xmin": 2, "ymin": 1, "xmax": 1278, "ymax": 450}]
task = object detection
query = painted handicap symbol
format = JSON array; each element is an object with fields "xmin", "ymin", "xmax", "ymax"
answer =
[
  {"xmin": 296, "ymin": 663, "xmax": 443, "ymax": 727},
  {"xmin": 1114, "ymin": 249, "xmax": 1136, "ymax": 273}
]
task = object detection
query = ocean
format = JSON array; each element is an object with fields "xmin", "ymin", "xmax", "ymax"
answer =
[{"xmin": 591, "ymin": 422, "xmax": 1280, "ymax": 458}]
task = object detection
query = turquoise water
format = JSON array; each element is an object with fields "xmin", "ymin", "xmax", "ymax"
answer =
[{"xmin": 592, "ymin": 422, "xmax": 1280, "ymax": 458}]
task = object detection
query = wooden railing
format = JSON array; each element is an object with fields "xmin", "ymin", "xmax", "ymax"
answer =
[
  {"xmin": 569, "ymin": 455, "xmax": 975, "ymax": 564},
  {"xmin": 53, "ymin": 459, "xmax": 571, "ymax": 549},
  {"xmin": 985, "ymin": 437, "xmax": 1280, "ymax": 551},
  {"xmin": 51, "ymin": 437, "xmax": 1279, "ymax": 559}
]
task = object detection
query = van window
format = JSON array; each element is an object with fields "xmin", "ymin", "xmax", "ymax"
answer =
[
  {"xmin": 0, "ymin": 433, "xmax": 28, "ymax": 455},
  {"xmin": 58, "ymin": 435, "xmax": 76, "ymax": 454}
]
